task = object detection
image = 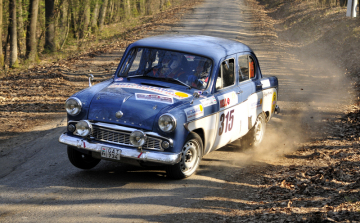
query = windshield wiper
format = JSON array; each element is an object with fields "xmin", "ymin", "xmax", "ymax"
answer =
[
  {"xmin": 126, "ymin": 75, "xmax": 148, "ymax": 80},
  {"xmin": 155, "ymin": 77, "xmax": 191, "ymax": 89},
  {"xmin": 170, "ymin": 78, "xmax": 192, "ymax": 89},
  {"xmin": 125, "ymin": 75, "xmax": 192, "ymax": 89}
]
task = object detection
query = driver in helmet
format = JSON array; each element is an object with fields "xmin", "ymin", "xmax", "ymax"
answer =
[
  {"xmin": 187, "ymin": 59, "xmax": 210, "ymax": 89},
  {"xmin": 160, "ymin": 52, "xmax": 186, "ymax": 80}
]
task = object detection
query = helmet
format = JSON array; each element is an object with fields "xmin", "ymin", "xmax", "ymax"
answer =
[{"xmin": 162, "ymin": 52, "xmax": 182, "ymax": 70}]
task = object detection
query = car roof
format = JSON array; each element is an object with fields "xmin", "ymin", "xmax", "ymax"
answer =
[{"xmin": 130, "ymin": 35, "xmax": 253, "ymax": 62}]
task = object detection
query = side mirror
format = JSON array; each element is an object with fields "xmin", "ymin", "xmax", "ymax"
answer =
[
  {"xmin": 88, "ymin": 74, "xmax": 94, "ymax": 87},
  {"xmin": 190, "ymin": 91, "xmax": 200, "ymax": 104}
]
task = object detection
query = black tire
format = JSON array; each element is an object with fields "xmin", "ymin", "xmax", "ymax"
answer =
[
  {"xmin": 166, "ymin": 132, "xmax": 203, "ymax": 179},
  {"xmin": 67, "ymin": 146, "xmax": 101, "ymax": 169},
  {"xmin": 242, "ymin": 113, "xmax": 266, "ymax": 149}
]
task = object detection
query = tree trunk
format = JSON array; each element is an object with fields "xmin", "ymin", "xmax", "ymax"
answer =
[
  {"xmin": 139, "ymin": 0, "xmax": 145, "ymax": 16},
  {"xmin": 26, "ymin": 0, "xmax": 40, "ymax": 62},
  {"xmin": 125, "ymin": 0, "xmax": 131, "ymax": 18},
  {"xmin": 70, "ymin": 0, "xmax": 79, "ymax": 39},
  {"xmin": 145, "ymin": 0, "xmax": 151, "ymax": 15},
  {"xmin": 17, "ymin": 0, "xmax": 25, "ymax": 57},
  {"xmin": 9, "ymin": 0, "xmax": 18, "ymax": 67},
  {"xmin": 80, "ymin": 0, "xmax": 90, "ymax": 38},
  {"xmin": 160, "ymin": 0, "xmax": 163, "ymax": 11},
  {"xmin": 0, "ymin": 0, "xmax": 4, "ymax": 67},
  {"xmin": 98, "ymin": 0, "xmax": 108, "ymax": 31},
  {"xmin": 91, "ymin": 0, "xmax": 100, "ymax": 30},
  {"xmin": 45, "ymin": 0, "xmax": 56, "ymax": 52}
]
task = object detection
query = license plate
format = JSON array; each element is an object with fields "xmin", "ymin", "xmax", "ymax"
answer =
[{"xmin": 101, "ymin": 146, "xmax": 121, "ymax": 160}]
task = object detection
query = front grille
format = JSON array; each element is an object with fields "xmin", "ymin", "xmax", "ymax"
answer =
[{"xmin": 91, "ymin": 125, "xmax": 163, "ymax": 151}]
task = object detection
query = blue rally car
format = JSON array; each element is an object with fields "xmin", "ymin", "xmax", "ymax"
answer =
[{"xmin": 59, "ymin": 35, "xmax": 280, "ymax": 179}]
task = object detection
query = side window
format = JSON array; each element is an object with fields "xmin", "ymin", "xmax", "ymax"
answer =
[
  {"xmin": 216, "ymin": 59, "xmax": 235, "ymax": 90},
  {"xmin": 238, "ymin": 55, "xmax": 256, "ymax": 82},
  {"xmin": 129, "ymin": 48, "xmax": 143, "ymax": 73}
]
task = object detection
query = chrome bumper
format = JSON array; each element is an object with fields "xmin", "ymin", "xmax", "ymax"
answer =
[{"xmin": 59, "ymin": 133, "xmax": 181, "ymax": 165}]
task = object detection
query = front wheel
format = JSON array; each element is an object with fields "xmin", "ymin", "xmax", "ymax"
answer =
[
  {"xmin": 67, "ymin": 146, "xmax": 101, "ymax": 169},
  {"xmin": 166, "ymin": 132, "xmax": 203, "ymax": 179},
  {"xmin": 242, "ymin": 113, "xmax": 266, "ymax": 149}
]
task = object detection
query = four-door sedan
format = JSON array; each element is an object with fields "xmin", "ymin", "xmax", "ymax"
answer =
[{"xmin": 59, "ymin": 35, "xmax": 279, "ymax": 179}]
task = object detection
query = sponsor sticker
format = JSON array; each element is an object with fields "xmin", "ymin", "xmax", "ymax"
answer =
[
  {"xmin": 261, "ymin": 79, "xmax": 271, "ymax": 88},
  {"xmin": 263, "ymin": 91, "xmax": 272, "ymax": 97},
  {"xmin": 184, "ymin": 104, "xmax": 204, "ymax": 121},
  {"xmin": 217, "ymin": 92, "xmax": 238, "ymax": 111},
  {"xmin": 200, "ymin": 96, "xmax": 217, "ymax": 107},
  {"xmin": 251, "ymin": 98, "xmax": 263, "ymax": 109},
  {"xmin": 271, "ymin": 92, "xmax": 277, "ymax": 113},
  {"xmin": 135, "ymin": 93, "xmax": 173, "ymax": 104},
  {"xmin": 115, "ymin": 77, "xmax": 124, "ymax": 81},
  {"xmin": 108, "ymin": 83, "xmax": 190, "ymax": 99}
]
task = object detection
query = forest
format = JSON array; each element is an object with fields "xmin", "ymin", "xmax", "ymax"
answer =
[
  {"xmin": 0, "ymin": 0, "xmax": 184, "ymax": 70},
  {"xmin": 0, "ymin": 0, "xmax": 355, "ymax": 71}
]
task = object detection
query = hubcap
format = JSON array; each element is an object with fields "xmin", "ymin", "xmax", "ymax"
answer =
[{"xmin": 180, "ymin": 140, "xmax": 199, "ymax": 174}]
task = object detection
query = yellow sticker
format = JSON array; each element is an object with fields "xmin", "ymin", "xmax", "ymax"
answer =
[
  {"xmin": 175, "ymin": 92, "xmax": 189, "ymax": 98},
  {"xmin": 199, "ymin": 104, "xmax": 203, "ymax": 111},
  {"xmin": 271, "ymin": 92, "xmax": 277, "ymax": 113}
]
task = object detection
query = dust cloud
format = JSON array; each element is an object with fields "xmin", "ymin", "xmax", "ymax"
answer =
[{"xmin": 228, "ymin": 44, "xmax": 354, "ymax": 166}]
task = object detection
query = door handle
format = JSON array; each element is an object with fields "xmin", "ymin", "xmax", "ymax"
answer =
[
  {"xmin": 237, "ymin": 90, "xmax": 243, "ymax": 94},
  {"xmin": 256, "ymin": 84, "xmax": 263, "ymax": 88}
]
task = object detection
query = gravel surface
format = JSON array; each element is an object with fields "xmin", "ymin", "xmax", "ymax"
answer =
[{"xmin": 0, "ymin": 0, "xmax": 359, "ymax": 222}]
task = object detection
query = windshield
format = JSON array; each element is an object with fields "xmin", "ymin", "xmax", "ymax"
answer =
[{"xmin": 118, "ymin": 48, "xmax": 212, "ymax": 90}]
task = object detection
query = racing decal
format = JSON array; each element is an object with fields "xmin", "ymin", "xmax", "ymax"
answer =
[
  {"xmin": 261, "ymin": 79, "xmax": 270, "ymax": 88},
  {"xmin": 184, "ymin": 104, "xmax": 204, "ymax": 121},
  {"xmin": 115, "ymin": 77, "xmax": 124, "ymax": 81},
  {"xmin": 217, "ymin": 91, "xmax": 238, "ymax": 111},
  {"xmin": 250, "ymin": 98, "xmax": 263, "ymax": 109},
  {"xmin": 263, "ymin": 91, "xmax": 273, "ymax": 97},
  {"xmin": 271, "ymin": 92, "xmax": 277, "ymax": 113},
  {"xmin": 218, "ymin": 109, "xmax": 234, "ymax": 136},
  {"xmin": 135, "ymin": 93, "xmax": 174, "ymax": 104},
  {"xmin": 108, "ymin": 83, "xmax": 190, "ymax": 99},
  {"xmin": 200, "ymin": 96, "xmax": 217, "ymax": 107}
]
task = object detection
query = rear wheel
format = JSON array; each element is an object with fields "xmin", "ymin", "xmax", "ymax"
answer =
[
  {"xmin": 166, "ymin": 132, "xmax": 203, "ymax": 179},
  {"xmin": 242, "ymin": 113, "xmax": 266, "ymax": 149},
  {"xmin": 67, "ymin": 146, "xmax": 101, "ymax": 169}
]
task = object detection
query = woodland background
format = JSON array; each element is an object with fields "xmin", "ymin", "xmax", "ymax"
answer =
[
  {"xmin": 0, "ymin": 0, "xmax": 185, "ymax": 72},
  {"xmin": 0, "ymin": 0, "xmax": 357, "ymax": 73}
]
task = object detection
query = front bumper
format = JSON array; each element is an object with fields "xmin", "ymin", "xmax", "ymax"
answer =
[{"xmin": 59, "ymin": 133, "xmax": 181, "ymax": 165}]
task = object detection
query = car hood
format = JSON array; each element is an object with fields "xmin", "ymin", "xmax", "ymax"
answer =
[{"xmin": 88, "ymin": 83, "xmax": 191, "ymax": 130}]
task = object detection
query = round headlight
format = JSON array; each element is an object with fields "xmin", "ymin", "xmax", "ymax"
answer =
[
  {"xmin": 158, "ymin": 114, "xmax": 176, "ymax": 132},
  {"xmin": 65, "ymin": 98, "xmax": 82, "ymax": 116},
  {"xmin": 75, "ymin": 120, "xmax": 92, "ymax": 137},
  {"xmin": 130, "ymin": 130, "xmax": 147, "ymax": 147}
]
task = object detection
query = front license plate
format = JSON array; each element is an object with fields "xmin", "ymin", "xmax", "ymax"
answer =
[{"xmin": 101, "ymin": 146, "xmax": 121, "ymax": 160}]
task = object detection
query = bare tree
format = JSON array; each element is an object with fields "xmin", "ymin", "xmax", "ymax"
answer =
[
  {"xmin": 9, "ymin": 0, "xmax": 18, "ymax": 67},
  {"xmin": 45, "ymin": 0, "xmax": 56, "ymax": 52},
  {"xmin": 26, "ymin": 0, "xmax": 40, "ymax": 62},
  {"xmin": 125, "ymin": 0, "xmax": 131, "ymax": 18},
  {"xmin": 80, "ymin": 0, "xmax": 90, "ymax": 38},
  {"xmin": 17, "ymin": 0, "xmax": 25, "ymax": 57},
  {"xmin": 91, "ymin": 0, "xmax": 100, "ymax": 31},
  {"xmin": 0, "ymin": 0, "xmax": 4, "ymax": 67},
  {"xmin": 98, "ymin": 0, "xmax": 109, "ymax": 31}
]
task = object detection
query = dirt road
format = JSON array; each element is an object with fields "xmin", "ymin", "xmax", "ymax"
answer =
[{"xmin": 0, "ymin": 0, "xmax": 355, "ymax": 222}]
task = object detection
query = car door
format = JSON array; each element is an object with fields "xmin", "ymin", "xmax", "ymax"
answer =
[
  {"xmin": 238, "ymin": 54, "xmax": 263, "ymax": 136},
  {"xmin": 212, "ymin": 57, "xmax": 241, "ymax": 150}
]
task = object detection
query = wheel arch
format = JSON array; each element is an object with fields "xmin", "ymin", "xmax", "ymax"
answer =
[{"xmin": 192, "ymin": 128, "xmax": 205, "ymax": 155}]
